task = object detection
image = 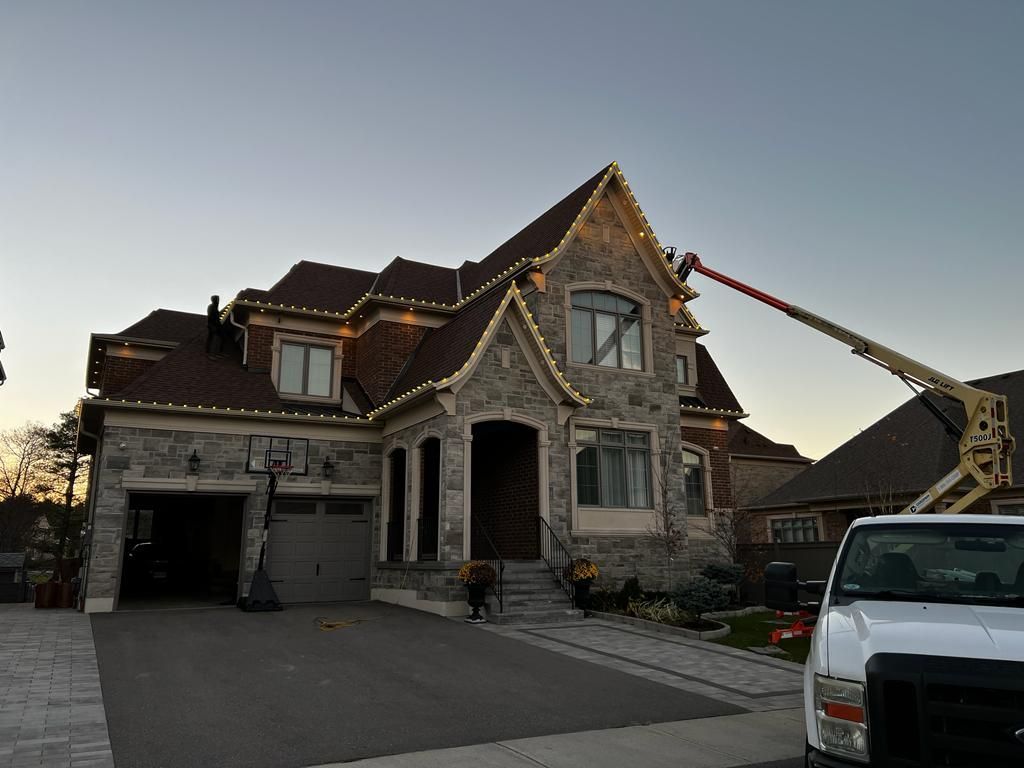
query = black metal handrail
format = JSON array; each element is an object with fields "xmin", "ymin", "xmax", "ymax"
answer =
[
  {"xmin": 538, "ymin": 517, "xmax": 575, "ymax": 605},
  {"xmin": 471, "ymin": 517, "xmax": 505, "ymax": 612}
]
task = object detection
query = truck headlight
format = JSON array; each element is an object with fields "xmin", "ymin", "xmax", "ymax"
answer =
[{"xmin": 814, "ymin": 675, "xmax": 869, "ymax": 762}]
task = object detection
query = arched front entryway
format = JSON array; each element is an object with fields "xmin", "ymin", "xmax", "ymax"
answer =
[{"xmin": 469, "ymin": 421, "xmax": 540, "ymax": 559}]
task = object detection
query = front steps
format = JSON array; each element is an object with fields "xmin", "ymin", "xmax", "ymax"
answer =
[{"xmin": 485, "ymin": 560, "xmax": 583, "ymax": 625}]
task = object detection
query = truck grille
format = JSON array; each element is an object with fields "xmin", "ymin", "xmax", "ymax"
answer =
[{"xmin": 866, "ymin": 654, "xmax": 1024, "ymax": 767}]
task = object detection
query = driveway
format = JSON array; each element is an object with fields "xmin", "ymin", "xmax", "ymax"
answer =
[
  {"xmin": 91, "ymin": 603, "xmax": 744, "ymax": 768},
  {"xmin": 0, "ymin": 604, "xmax": 113, "ymax": 768}
]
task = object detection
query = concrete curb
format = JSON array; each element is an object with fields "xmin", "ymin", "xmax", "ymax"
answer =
[
  {"xmin": 588, "ymin": 610, "xmax": 731, "ymax": 640},
  {"xmin": 706, "ymin": 606, "xmax": 768, "ymax": 619}
]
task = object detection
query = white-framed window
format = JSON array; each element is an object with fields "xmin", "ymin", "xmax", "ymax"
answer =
[
  {"xmin": 682, "ymin": 448, "xmax": 707, "ymax": 516},
  {"xmin": 992, "ymin": 500, "xmax": 1024, "ymax": 516},
  {"xmin": 676, "ymin": 355, "xmax": 689, "ymax": 385},
  {"xmin": 570, "ymin": 291, "xmax": 644, "ymax": 371},
  {"xmin": 279, "ymin": 341, "xmax": 333, "ymax": 397},
  {"xmin": 270, "ymin": 333, "xmax": 343, "ymax": 402},
  {"xmin": 575, "ymin": 428, "xmax": 652, "ymax": 509},
  {"xmin": 770, "ymin": 516, "xmax": 820, "ymax": 543}
]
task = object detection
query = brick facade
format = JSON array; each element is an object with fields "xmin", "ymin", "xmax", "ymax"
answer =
[
  {"xmin": 100, "ymin": 356, "xmax": 156, "ymax": 397},
  {"xmin": 470, "ymin": 422, "xmax": 539, "ymax": 559},
  {"xmin": 355, "ymin": 321, "xmax": 427, "ymax": 404},
  {"xmin": 681, "ymin": 425, "xmax": 733, "ymax": 508},
  {"xmin": 246, "ymin": 324, "xmax": 357, "ymax": 376}
]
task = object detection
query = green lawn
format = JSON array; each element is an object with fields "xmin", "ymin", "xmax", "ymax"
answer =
[{"xmin": 710, "ymin": 610, "xmax": 812, "ymax": 664}]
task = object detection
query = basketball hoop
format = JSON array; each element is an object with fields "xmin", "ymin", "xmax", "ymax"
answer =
[{"xmin": 268, "ymin": 463, "xmax": 294, "ymax": 482}]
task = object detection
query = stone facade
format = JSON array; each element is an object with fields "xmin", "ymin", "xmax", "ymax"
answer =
[{"xmin": 83, "ymin": 422, "xmax": 380, "ymax": 609}]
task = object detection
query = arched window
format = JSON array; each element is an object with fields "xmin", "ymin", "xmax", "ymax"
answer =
[
  {"xmin": 570, "ymin": 291, "xmax": 643, "ymax": 370},
  {"xmin": 682, "ymin": 448, "xmax": 706, "ymax": 516}
]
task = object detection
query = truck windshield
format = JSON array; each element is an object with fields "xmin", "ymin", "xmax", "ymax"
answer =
[{"xmin": 836, "ymin": 523, "xmax": 1024, "ymax": 607}]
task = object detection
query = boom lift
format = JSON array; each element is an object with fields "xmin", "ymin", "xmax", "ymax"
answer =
[{"xmin": 669, "ymin": 250, "xmax": 1014, "ymax": 516}]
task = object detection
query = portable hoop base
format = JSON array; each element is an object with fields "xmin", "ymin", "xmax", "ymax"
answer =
[
  {"xmin": 238, "ymin": 466, "xmax": 289, "ymax": 613},
  {"xmin": 240, "ymin": 569, "xmax": 282, "ymax": 612}
]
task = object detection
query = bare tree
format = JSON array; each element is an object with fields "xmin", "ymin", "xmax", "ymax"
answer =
[
  {"xmin": 709, "ymin": 507, "xmax": 754, "ymax": 564},
  {"xmin": 646, "ymin": 451, "xmax": 684, "ymax": 591},
  {"xmin": 0, "ymin": 495, "xmax": 43, "ymax": 552},
  {"xmin": 863, "ymin": 431, "xmax": 909, "ymax": 516},
  {"xmin": 0, "ymin": 422, "xmax": 49, "ymax": 500}
]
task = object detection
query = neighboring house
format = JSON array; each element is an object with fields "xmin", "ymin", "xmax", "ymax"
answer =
[
  {"xmin": 0, "ymin": 553, "xmax": 27, "ymax": 603},
  {"xmin": 728, "ymin": 421, "xmax": 812, "ymax": 510},
  {"xmin": 748, "ymin": 369, "xmax": 1024, "ymax": 544},
  {"xmin": 76, "ymin": 163, "xmax": 799, "ymax": 616}
]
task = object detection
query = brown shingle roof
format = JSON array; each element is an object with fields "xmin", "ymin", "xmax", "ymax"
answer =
[
  {"xmin": 457, "ymin": 164, "xmax": 612, "ymax": 300},
  {"xmin": 728, "ymin": 421, "xmax": 809, "ymax": 461},
  {"xmin": 116, "ymin": 336, "xmax": 364, "ymax": 416},
  {"xmin": 116, "ymin": 310, "xmax": 206, "ymax": 344},
  {"xmin": 231, "ymin": 165, "xmax": 613, "ymax": 314},
  {"xmin": 240, "ymin": 261, "xmax": 377, "ymax": 314},
  {"xmin": 386, "ymin": 288, "xmax": 507, "ymax": 401},
  {"xmin": 753, "ymin": 368, "xmax": 1024, "ymax": 508},
  {"xmin": 692, "ymin": 344, "xmax": 743, "ymax": 412},
  {"xmin": 374, "ymin": 257, "xmax": 459, "ymax": 305}
]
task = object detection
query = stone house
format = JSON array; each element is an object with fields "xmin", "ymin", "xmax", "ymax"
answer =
[
  {"xmin": 76, "ymin": 163, "xmax": 800, "ymax": 617},
  {"xmin": 748, "ymin": 368, "xmax": 1023, "ymax": 544}
]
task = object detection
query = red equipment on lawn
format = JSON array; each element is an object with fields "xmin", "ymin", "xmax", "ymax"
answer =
[{"xmin": 770, "ymin": 610, "xmax": 816, "ymax": 645}]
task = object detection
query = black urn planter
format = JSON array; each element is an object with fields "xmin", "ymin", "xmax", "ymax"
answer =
[
  {"xmin": 465, "ymin": 583, "xmax": 488, "ymax": 624},
  {"xmin": 573, "ymin": 579, "xmax": 592, "ymax": 610}
]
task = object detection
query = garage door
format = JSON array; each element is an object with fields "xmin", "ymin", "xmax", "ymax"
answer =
[{"xmin": 267, "ymin": 499, "xmax": 370, "ymax": 603}]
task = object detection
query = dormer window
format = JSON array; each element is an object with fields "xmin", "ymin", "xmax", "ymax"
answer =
[
  {"xmin": 570, "ymin": 291, "xmax": 643, "ymax": 371},
  {"xmin": 271, "ymin": 334, "xmax": 343, "ymax": 402}
]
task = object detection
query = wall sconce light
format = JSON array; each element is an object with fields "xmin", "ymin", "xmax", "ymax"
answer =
[
  {"xmin": 321, "ymin": 457, "xmax": 334, "ymax": 479},
  {"xmin": 188, "ymin": 450, "xmax": 201, "ymax": 473}
]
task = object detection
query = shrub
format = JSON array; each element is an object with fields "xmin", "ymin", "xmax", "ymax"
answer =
[
  {"xmin": 673, "ymin": 577, "xmax": 730, "ymax": 620},
  {"xmin": 701, "ymin": 562, "xmax": 745, "ymax": 586},
  {"xmin": 588, "ymin": 587, "xmax": 619, "ymax": 613},
  {"xmin": 617, "ymin": 576, "xmax": 643, "ymax": 610},
  {"xmin": 457, "ymin": 561, "xmax": 497, "ymax": 586},
  {"xmin": 626, "ymin": 597, "xmax": 686, "ymax": 625}
]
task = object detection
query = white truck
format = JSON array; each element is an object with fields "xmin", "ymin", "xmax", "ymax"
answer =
[{"xmin": 672, "ymin": 251, "xmax": 1018, "ymax": 767}]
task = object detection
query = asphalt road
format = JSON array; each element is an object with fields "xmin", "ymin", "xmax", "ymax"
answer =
[{"xmin": 91, "ymin": 603, "xmax": 744, "ymax": 768}]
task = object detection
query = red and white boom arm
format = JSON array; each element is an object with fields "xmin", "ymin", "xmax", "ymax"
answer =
[{"xmin": 673, "ymin": 252, "xmax": 1014, "ymax": 515}]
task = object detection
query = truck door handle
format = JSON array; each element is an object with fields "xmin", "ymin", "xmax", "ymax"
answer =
[{"xmin": 316, "ymin": 563, "xmax": 320, "ymax": 576}]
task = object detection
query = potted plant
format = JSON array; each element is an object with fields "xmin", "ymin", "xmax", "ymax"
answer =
[
  {"xmin": 565, "ymin": 557, "xmax": 600, "ymax": 609},
  {"xmin": 457, "ymin": 560, "xmax": 497, "ymax": 624}
]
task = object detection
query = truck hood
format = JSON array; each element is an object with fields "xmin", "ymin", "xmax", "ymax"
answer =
[{"xmin": 826, "ymin": 600, "xmax": 1024, "ymax": 682}]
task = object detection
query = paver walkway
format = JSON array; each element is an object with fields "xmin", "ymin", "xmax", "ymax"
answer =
[
  {"xmin": 481, "ymin": 618, "xmax": 805, "ymax": 712},
  {"xmin": 0, "ymin": 605, "xmax": 112, "ymax": 768}
]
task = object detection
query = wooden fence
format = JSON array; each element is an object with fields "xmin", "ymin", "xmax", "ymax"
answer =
[{"xmin": 741, "ymin": 541, "xmax": 842, "ymax": 604}]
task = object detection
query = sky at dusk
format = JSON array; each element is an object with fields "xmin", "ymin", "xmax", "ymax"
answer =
[{"xmin": 1, "ymin": 1, "xmax": 1021, "ymax": 460}]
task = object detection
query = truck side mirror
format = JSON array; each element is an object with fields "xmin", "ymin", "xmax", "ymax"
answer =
[{"xmin": 764, "ymin": 561, "xmax": 800, "ymax": 612}]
